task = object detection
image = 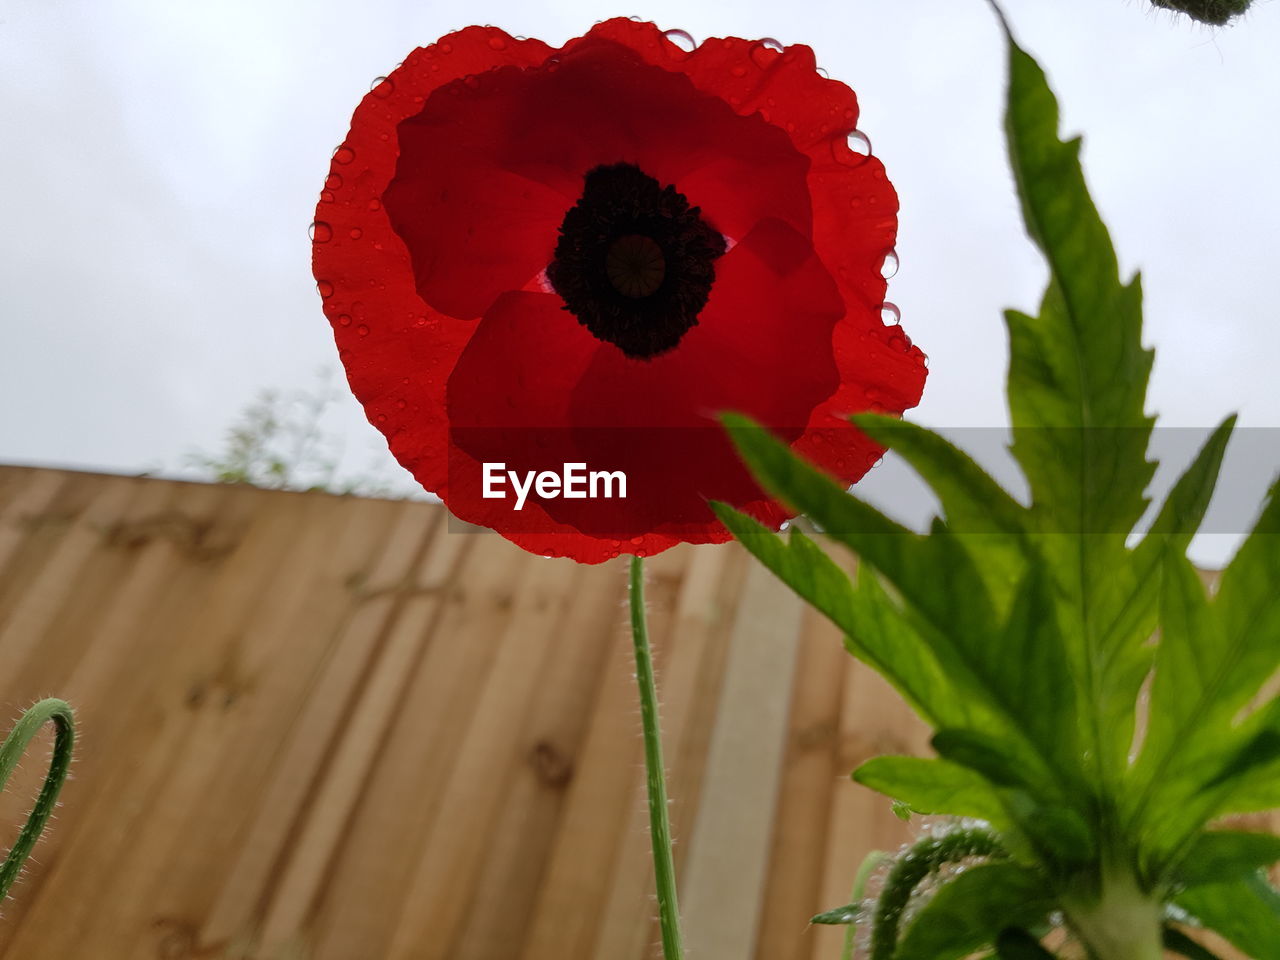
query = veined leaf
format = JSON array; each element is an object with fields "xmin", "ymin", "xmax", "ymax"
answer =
[
  {"xmin": 1172, "ymin": 831, "xmax": 1280, "ymax": 888},
  {"xmin": 849, "ymin": 413, "xmax": 1031, "ymax": 606},
  {"xmin": 893, "ymin": 863, "xmax": 1054, "ymax": 960},
  {"xmin": 1000, "ymin": 20, "xmax": 1156, "ymax": 790},
  {"xmin": 1134, "ymin": 550, "xmax": 1220, "ymax": 788},
  {"xmin": 1101, "ymin": 416, "xmax": 1236, "ymax": 681},
  {"xmin": 1207, "ymin": 478, "xmax": 1280, "ymax": 716},
  {"xmin": 1131, "ymin": 487, "xmax": 1280, "ymax": 863},
  {"xmin": 853, "ymin": 755, "xmax": 1009, "ymax": 828},
  {"xmin": 722, "ymin": 413, "xmax": 995, "ymax": 645},
  {"xmin": 1175, "ymin": 873, "xmax": 1280, "ymax": 959},
  {"xmin": 997, "ymin": 560, "xmax": 1078, "ymax": 765},
  {"xmin": 724, "ymin": 415, "xmax": 1070, "ymax": 799},
  {"xmin": 710, "ymin": 502, "xmax": 974, "ymax": 732}
]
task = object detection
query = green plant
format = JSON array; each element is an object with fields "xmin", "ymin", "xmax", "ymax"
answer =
[
  {"xmin": 185, "ymin": 367, "xmax": 413, "ymax": 497},
  {"xmin": 0, "ymin": 699, "xmax": 75, "ymax": 899},
  {"xmin": 714, "ymin": 21, "xmax": 1280, "ymax": 960}
]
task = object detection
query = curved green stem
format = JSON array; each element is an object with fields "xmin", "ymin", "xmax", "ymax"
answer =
[
  {"xmin": 870, "ymin": 826, "xmax": 1007, "ymax": 960},
  {"xmin": 629, "ymin": 555, "xmax": 683, "ymax": 960},
  {"xmin": 0, "ymin": 698, "xmax": 76, "ymax": 899}
]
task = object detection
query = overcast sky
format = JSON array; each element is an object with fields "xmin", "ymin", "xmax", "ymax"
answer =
[{"xmin": 2, "ymin": 0, "xmax": 1277, "ymax": 563}]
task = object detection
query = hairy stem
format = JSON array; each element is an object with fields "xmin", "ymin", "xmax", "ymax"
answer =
[
  {"xmin": 630, "ymin": 555, "xmax": 683, "ymax": 960},
  {"xmin": 0, "ymin": 698, "xmax": 76, "ymax": 898},
  {"xmin": 869, "ymin": 827, "xmax": 1006, "ymax": 960}
]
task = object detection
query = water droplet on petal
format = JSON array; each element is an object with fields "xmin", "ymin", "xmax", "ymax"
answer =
[
  {"xmin": 332, "ymin": 146, "xmax": 355, "ymax": 165},
  {"xmin": 349, "ymin": 227, "xmax": 363, "ymax": 239},
  {"xmin": 832, "ymin": 130, "xmax": 872, "ymax": 167},
  {"xmin": 439, "ymin": 41, "xmax": 453, "ymax": 54},
  {"xmin": 730, "ymin": 63, "xmax": 747, "ymax": 77},
  {"xmin": 881, "ymin": 302, "xmax": 901, "ymax": 326},
  {"xmin": 317, "ymin": 280, "xmax": 334, "ymax": 299},
  {"xmin": 880, "ymin": 249, "xmax": 899, "ymax": 279},
  {"xmin": 750, "ymin": 38, "xmax": 783, "ymax": 68},
  {"xmin": 816, "ymin": 66, "xmax": 830, "ymax": 78},
  {"xmin": 370, "ymin": 76, "xmax": 394, "ymax": 97},
  {"xmin": 325, "ymin": 173, "xmax": 343, "ymax": 191},
  {"xmin": 487, "ymin": 34, "xmax": 507, "ymax": 50},
  {"xmin": 664, "ymin": 29, "xmax": 696, "ymax": 54},
  {"xmin": 337, "ymin": 313, "xmax": 352, "ymax": 327},
  {"xmin": 309, "ymin": 221, "xmax": 332, "ymax": 243},
  {"xmin": 367, "ymin": 198, "xmax": 382, "ymax": 212},
  {"xmin": 357, "ymin": 324, "xmax": 370, "ymax": 337}
]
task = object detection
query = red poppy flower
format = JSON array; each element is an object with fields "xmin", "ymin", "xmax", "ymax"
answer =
[{"xmin": 313, "ymin": 18, "xmax": 927, "ymax": 563}]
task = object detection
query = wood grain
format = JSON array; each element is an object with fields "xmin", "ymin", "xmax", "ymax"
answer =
[{"xmin": 0, "ymin": 466, "xmax": 1260, "ymax": 960}]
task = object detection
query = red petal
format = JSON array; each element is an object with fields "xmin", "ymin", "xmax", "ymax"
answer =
[{"xmin": 315, "ymin": 19, "xmax": 927, "ymax": 562}]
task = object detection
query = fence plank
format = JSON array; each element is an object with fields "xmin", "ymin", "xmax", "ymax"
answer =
[{"xmin": 4, "ymin": 466, "xmax": 1244, "ymax": 960}]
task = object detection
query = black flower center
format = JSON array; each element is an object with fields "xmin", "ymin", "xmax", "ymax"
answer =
[{"xmin": 546, "ymin": 163, "xmax": 726, "ymax": 360}]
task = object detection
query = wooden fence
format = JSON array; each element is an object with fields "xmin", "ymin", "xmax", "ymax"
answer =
[{"xmin": 0, "ymin": 466, "xmax": 1265, "ymax": 960}]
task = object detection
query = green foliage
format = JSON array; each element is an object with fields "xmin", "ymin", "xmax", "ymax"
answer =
[
  {"xmin": 185, "ymin": 367, "xmax": 413, "ymax": 497},
  {"xmin": 863, "ymin": 828, "xmax": 1011, "ymax": 960},
  {"xmin": 892, "ymin": 862, "xmax": 1051, "ymax": 960},
  {"xmin": 717, "ymin": 14, "xmax": 1280, "ymax": 960},
  {"xmin": 1175, "ymin": 875, "xmax": 1280, "ymax": 957}
]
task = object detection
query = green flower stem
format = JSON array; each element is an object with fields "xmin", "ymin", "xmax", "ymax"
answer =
[
  {"xmin": 1064, "ymin": 870, "xmax": 1163, "ymax": 960},
  {"xmin": 629, "ymin": 555, "xmax": 684, "ymax": 960},
  {"xmin": 0, "ymin": 698, "xmax": 76, "ymax": 898}
]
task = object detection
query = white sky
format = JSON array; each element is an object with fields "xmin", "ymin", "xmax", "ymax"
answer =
[{"xmin": 2, "ymin": 0, "xmax": 1277, "ymax": 563}]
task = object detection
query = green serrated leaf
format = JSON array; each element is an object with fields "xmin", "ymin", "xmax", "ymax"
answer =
[
  {"xmin": 894, "ymin": 863, "xmax": 1054, "ymax": 960},
  {"xmin": 1175, "ymin": 873, "xmax": 1280, "ymax": 959},
  {"xmin": 848, "ymin": 413, "xmax": 1030, "ymax": 604},
  {"xmin": 1172, "ymin": 831, "xmax": 1280, "ymax": 888},
  {"xmin": 1000, "ymin": 791, "xmax": 1096, "ymax": 869},
  {"xmin": 722, "ymin": 415, "xmax": 1062, "ymax": 791},
  {"xmin": 1103, "ymin": 416, "xmax": 1236, "ymax": 676},
  {"xmin": 933, "ymin": 728, "xmax": 1040, "ymax": 792},
  {"xmin": 710, "ymin": 502, "xmax": 974, "ymax": 731},
  {"xmin": 853, "ymin": 755, "xmax": 1009, "ymax": 828},
  {"xmin": 996, "ymin": 559, "xmax": 1078, "ymax": 767},
  {"xmin": 1209, "ymin": 478, "xmax": 1280, "ymax": 711},
  {"xmin": 1001, "ymin": 19, "xmax": 1157, "ymax": 792},
  {"xmin": 1133, "ymin": 550, "xmax": 1220, "ymax": 787},
  {"xmin": 1131, "ymin": 486, "xmax": 1280, "ymax": 863}
]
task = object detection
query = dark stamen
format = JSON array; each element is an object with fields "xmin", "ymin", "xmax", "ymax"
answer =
[{"xmin": 546, "ymin": 163, "xmax": 726, "ymax": 359}]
